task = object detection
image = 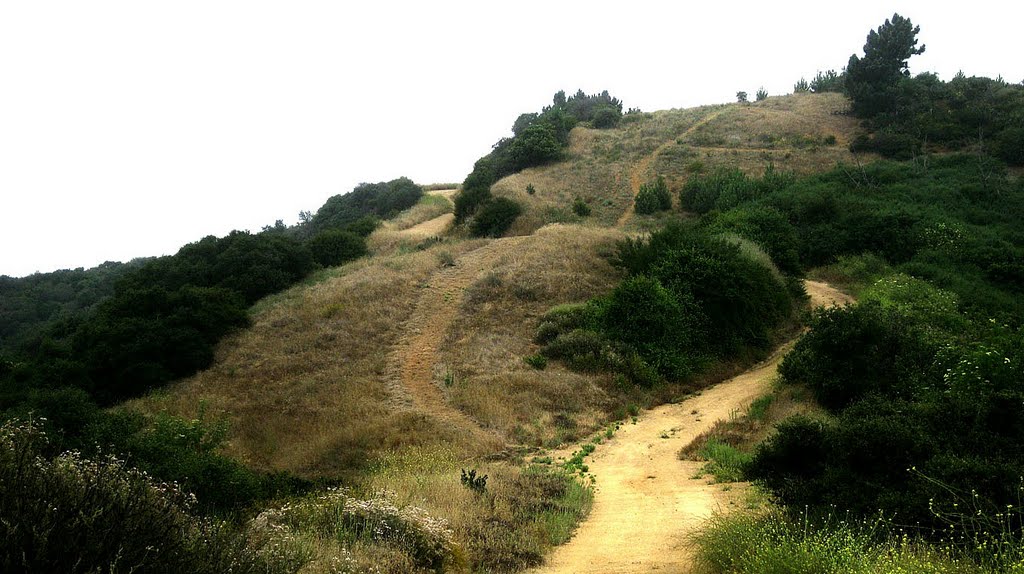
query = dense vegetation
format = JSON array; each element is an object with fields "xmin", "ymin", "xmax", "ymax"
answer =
[
  {"xmin": 683, "ymin": 147, "xmax": 1023, "ymax": 574},
  {"xmin": 455, "ymin": 90, "xmax": 625, "ymax": 234},
  {"xmin": 0, "ymin": 260, "xmax": 142, "ymax": 353},
  {"xmin": 536, "ymin": 223, "xmax": 799, "ymax": 386},
  {"xmin": 299, "ymin": 176, "xmax": 422, "ymax": 238}
]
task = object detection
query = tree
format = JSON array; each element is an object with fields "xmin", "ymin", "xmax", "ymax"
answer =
[
  {"xmin": 756, "ymin": 87, "xmax": 768, "ymax": 101},
  {"xmin": 736, "ymin": 91, "xmax": 749, "ymax": 103},
  {"xmin": 793, "ymin": 78, "xmax": 810, "ymax": 93},
  {"xmin": 845, "ymin": 13, "xmax": 925, "ymax": 117}
]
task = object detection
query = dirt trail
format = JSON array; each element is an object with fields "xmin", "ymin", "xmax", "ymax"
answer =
[
  {"xmin": 386, "ymin": 238, "xmax": 525, "ymax": 449},
  {"xmin": 617, "ymin": 109, "xmax": 727, "ymax": 228},
  {"xmin": 399, "ymin": 213, "xmax": 455, "ymax": 238},
  {"xmin": 530, "ymin": 281, "xmax": 851, "ymax": 574}
]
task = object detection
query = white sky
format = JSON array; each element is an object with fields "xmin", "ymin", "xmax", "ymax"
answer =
[{"xmin": 1, "ymin": 1, "xmax": 1021, "ymax": 277}]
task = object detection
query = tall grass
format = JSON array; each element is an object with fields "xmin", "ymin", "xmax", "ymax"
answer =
[{"xmin": 692, "ymin": 508, "xmax": 994, "ymax": 574}]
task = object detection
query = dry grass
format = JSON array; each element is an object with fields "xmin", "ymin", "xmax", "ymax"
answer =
[
  {"xmin": 125, "ymin": 241, "xmax": 485, "ymax": 480},
  {"xmin": 436, "ymin": 224, "xmax": 627, "ymax": 447},
  {"xmin": 368, "ymin": 193, "xmax": 456, "ymax": 256},
  {"xmin": 489, "ymin": 93, "xmax": 871, "ymax": 234}
]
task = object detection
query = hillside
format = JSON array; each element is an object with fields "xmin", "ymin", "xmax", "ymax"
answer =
[
  {"xmin": 130, "ymin": 93, "xmax": 855, "ymax": 474},
  {"xmin": 110, "ymin": 92, "xmax": 872, "ymax": 571},
  {"xmin": 8, "ymin": 34, "xmax": 1024, "ymax": 570}
]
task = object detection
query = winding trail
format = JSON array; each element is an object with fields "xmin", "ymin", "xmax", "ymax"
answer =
[
  {"xmin": 617, "ymin": 109, "xmax": 728, "ymax": 228},
  {"xmin": 530, "ymin": 281, "xmax": 853, "ymax": 574},
  {"xmin": 385, "ymin": 237, "xmax": 526, "ymax": 449}
]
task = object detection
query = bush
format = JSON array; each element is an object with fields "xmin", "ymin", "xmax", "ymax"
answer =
[
  {"xmin": 572, "ymin": 197, "xmax": 591, "ymax": 217},
  {"xmin": 0, "ymin": 420, "xmax": 306, "ymax": 574},
  {"xmin": 778, "ymin": 302, "xmax": 939, "ymax": 410},
  {"xmin": 705, "ymin": 206, "xmax": 802, "ymax": 275},
  {"xmin": 470, "ymin": 197, "xmax": 523, "ymax": 237},
  {"xmin": 591, "ymin": 105, "xmax": 621, "ymax": 128},
  {"xmin": 634, "ymin": 176, "xmax": 672, "ymax": 215},
  {"xmin": 308, "ymin": 229, "xmax": 367, "ymax": 267}
]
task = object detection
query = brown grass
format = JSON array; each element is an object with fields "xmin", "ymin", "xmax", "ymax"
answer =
[
  {"xmin": 435, "ymin": 224, "xmax": 626, "ymax": 447},
  {"xmin": 489, "ymin": 93, "xmax": 872, "ymax": 235},
  {"xmin": 125, "ymin": 241, "xmax": 485, "ymax": 479}
]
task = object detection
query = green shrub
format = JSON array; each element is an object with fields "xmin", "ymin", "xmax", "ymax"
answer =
[
  {"xmin": 0, "ymin": 420, "xmax": 306, "ymax": 574},
  {"xmin": 526, "ymin": 183, "xmax": 536, "ymax": 195},
  {"xmin": 308, "ymin": 229, "xmax": 367, "ymax": 267},
  {"xmin": 572, "ymin": 197, "xmax": 591, "ymax": 217},
  {"xmin": 524, "ymin": 353, "xmax": 547, "ymax": 370},
  {"xmin": 470, "ymin": 197, "xmax": 523, "ymax": 237},
  {"xmin": 778, "ymin": 302, "xmax": 939, "ymax": 410},
  {"xmin": 705, "ymin": 205, "xmax": 802, "ymax": 275},
  {"xmin": 591, "ymin": 105, "xmax": 621, "ymax": 128},
  {"xmin": 634, "ymin": 176, "xmax": 672, "ymax": 215}
]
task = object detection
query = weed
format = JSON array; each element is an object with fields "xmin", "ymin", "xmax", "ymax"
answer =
[
  {"xmin": 460, "ymin": 469, "xmax": 488, "ymax": 494},
  {"xmin": 524, "ymin": 353, "xmax": 548, "ymax": 370}
]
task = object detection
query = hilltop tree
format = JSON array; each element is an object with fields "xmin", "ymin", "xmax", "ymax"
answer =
[{"xmin": 845, "ymin": 13, "xmax": 925, "ymax": 116}]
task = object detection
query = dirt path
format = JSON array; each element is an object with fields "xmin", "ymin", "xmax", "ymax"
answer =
[
  {"xmin": 386, "ymin": 237, "xmax": 525, "ymax": 450},
  {"xmin": 530, "ymin": 281, "xmax": 851, "ymax": 574},
  {"xmin": 617, "ymin": 109, "xmax": 727, "ymax": 228},
  {"xmin": 399, "ymin": 212, "xmax": 454, "ymax": 238}
]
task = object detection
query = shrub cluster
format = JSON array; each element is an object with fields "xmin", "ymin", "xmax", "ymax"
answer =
[
  {"xmin": 750, "ymin": 276, "xmax": 1024, "ymax": 532},
  {"xmin": 0, "ymin": 420, "xmax": 307, "ymax": 574},
  {"xmin": 634, "ymin": 176, "xmax": 672, "ymax": 215},
  {"xmin": 537, "ymin": 224, "xmax": 794, "ymax": 386}
]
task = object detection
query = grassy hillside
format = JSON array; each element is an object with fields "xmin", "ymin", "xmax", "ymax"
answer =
[{"xmin": 491, "ymin": 93, "xmax": 868, "ymax": 235}]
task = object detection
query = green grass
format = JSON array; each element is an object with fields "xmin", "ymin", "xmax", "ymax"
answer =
[
  {"xmin": 692, "ymin": 508, "xmax": 1002, "ymax": 574},
  {"xmin": 696, "ymin": 438, "xmax": 751, "ymax": 483}
]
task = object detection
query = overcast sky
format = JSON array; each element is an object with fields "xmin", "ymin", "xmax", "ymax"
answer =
[{"xmin": 1, "ymin": 1, "xmax": 1021, "ymax": 277}]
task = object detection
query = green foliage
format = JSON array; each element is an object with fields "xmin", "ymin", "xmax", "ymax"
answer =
[
  {"xmin": 737, "ymin": 91, "xmax": 749, "ymax": 103},
  {"xmin": 810, "ymin": 69, "xmax": 844, "ymax": 93},
  {"xmin": 704, "ymin": 205, "xmax": 802, "ymax": 275},
  {"xmin": 469, "ymin": 197, "xmax": 523, "ymax": 237},
  {"xmin": 540, "ymin": 224, "xmax": 793, "ymax": 386},
  {"xmin": 0, "ymin": 261, "xmax": 141, "ymax": 353},
  {"xmin": 305, "ymin": 177, "xmax": 423, "ymax": 236},
  {"xmin": 526, "ymin": 183, "xmax": 536, "ymax": 195},
  {"xmin": 572, "ymin": 197, "xmax": 591, "ymax": 217},
  {"xmin": 591, "ymin": 105, "xmax": 622, "ymax": 128},
  {"xmin": 634, "ymin": 176, "xmax": 672, "ymax": 215},
  {"xmin": 845, "ymin": 13, "xmax": 926, "ymax": 117},
  {"xmin": 793, "ymin": 78, "xmax": 810, "ymax": 93},
  {"xmin": 693, "ymin": 508, "xmax": 986, "ymax": 574},
  {"xmin": 756, "ymin": 87, "xmax": 768, "ymax": 101},
  {"xmin": 460, "ymin": 468, "xmax": 488, "ymax": 493},
  {"xmin": 697, "ymin": 438, "xmax": 752, "ymax": 483},
  {"xmin": 524, "ymin": 353, "xmax": 547, "ymax": 370},
  {"xmin": 681, "ymin": 166, "xmax": 795, "ymax": 214},
  {"xmin": 308, "ymin": 229, "xmax": 367, "ymax": 267},
  {"xmin": 0, "ymin": 420, "xmax": 307, "ymax": 574}
]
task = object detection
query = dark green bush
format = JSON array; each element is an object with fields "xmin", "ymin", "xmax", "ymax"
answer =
[
  {"xmin": 705, "ymin": 206, "xmax": 802, "ymax": 275},
  {"xmin": 634, "ymin": 176, "xmax": 672, "ymax": 215},
  {"xmin": 306, "ymin": 177, "xmax": 422, "ymax": 236},
  {"xmin": 470, "ymin": 198, "xmax": 523, "ymax": 237},
  {"xmin": 572, "ymin": 197, "xmax": 591, "ymax": 217},
  {"xmin": 308, "ymin": 229, "xmax": 367, "ymax": 267},
  {"xmin": 591, "ymin": 105, "xmax": 621, "ymax": 128},
  {"xmin": 778, "ymin": 302, "xmax": 939, "ymax": 410}
]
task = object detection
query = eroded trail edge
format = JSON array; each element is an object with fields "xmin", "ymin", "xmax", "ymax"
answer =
[{"xmin": 531, "ymin": 281, "xmax": 852, "ymax": 574}]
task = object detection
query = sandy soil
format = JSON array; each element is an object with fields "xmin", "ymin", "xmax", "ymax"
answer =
[{"xmin": 530, "ymin": 281, "xmax": 851, "ymax": 574}]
